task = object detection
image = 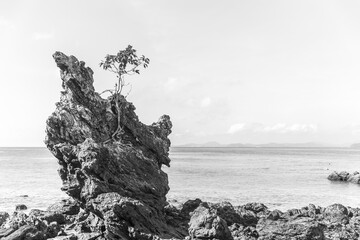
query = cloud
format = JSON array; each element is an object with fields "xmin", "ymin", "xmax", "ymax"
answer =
[
  {"xmin": 200, "ymin": 97, "xmax": 211, "ymax": 107},
  {"xmin": 228, "ymin": 122, "xmax": 318, "ymax": 134},
  {"xmin": 0, "ymin": 17, "xmax": 15, "ymax": 30},
  {"xmin": 164, "ymin": 77, "xmax": 178, "ymax": 92},
  {"xmin": 32, "ymin": 32, "xmax": 54, "ymax": 40},
  {"xmin": 228, "ymin": 123, "xmax": 246, "ymax": 134}
]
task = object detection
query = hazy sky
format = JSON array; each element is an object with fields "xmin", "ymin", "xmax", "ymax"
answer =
[{"xmin": 1, "ymin": 0, "xmax": 360, "ymax": 146}]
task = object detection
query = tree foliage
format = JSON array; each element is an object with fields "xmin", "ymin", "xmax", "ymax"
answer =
[
  {"xmin": 100, "ymin": 45, "xmax": 150, "ymax": 142},
  {"xmin": 100, "ymin": 45, "xmax": 150, "ymax": 96}
]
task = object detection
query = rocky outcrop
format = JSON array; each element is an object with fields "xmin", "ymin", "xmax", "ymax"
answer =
[
  {"xmin": 1, "ymin": 51, "xmax": 358, "ymax": 239},
  {"xmin": 45, "ymin": 52, "xmax": 177, "ymax": 239},
  {"xmin": 328, "ymin": 171, "xmax": 360, "ymax": 184},
  {"xmin": 2, "ymin": 200, "xmax": 360, "ymax": 239},
  {"xmin": 0, "ymin": 213, "xmax": 9, "ymax": 227}
]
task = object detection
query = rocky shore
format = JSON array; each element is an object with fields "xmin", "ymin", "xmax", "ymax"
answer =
[
  {"xmin": 1, "ymin": 52, "xmax": 359, "ymax": 239},
  {"xmin": 328, "ymin": 171, "xmax": 360, "ymax": 184},
  {"xmin": 1, "ymin": 199, "xmax": 360, "ymax": 240}
]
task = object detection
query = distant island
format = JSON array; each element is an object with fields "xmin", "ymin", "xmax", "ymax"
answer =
[
  {"xmin": 174, "ymin": 142, "xmax": 335, "ymax": 148},
  {"xmin": 350, "ymin": 143, "xmax": 360, "ymax": 148}
]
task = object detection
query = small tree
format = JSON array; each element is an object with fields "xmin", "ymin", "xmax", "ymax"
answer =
[{"xmin": 100, "ymin": 45, "xmax": 150, "ymax": 141}]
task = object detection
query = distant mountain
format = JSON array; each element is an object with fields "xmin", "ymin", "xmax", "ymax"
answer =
[
  {"xmin": 174, "ymin": 142, "xmax": 329, "ymax": 148},
  {"xmin": 350, "ymin": 143, "xmax": 360, "ymax": 148},
  {"xmin": 258, "ymin": 142, "xmax": 327, "ymax": 148},
  {"xmin": 226, "ymin": 143, "xmax": 255, "ymax": 148},
  {"xmin": 176, "ymin": 141, "xmax": 224, "ymax": 148}
]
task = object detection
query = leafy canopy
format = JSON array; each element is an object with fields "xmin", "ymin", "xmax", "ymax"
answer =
[
  {"xmin": 99, "ymin": 45, "xmax": 150, "ymax": 142},
  {"xmin": 100, "ymin": 45, "xmax": 150, "ymax": 95}
]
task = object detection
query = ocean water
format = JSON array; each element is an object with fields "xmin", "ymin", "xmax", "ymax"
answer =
[
  {"xmin": 165, "ymin": 147, "xmax": 360, "ymax": 211},
  {"xmin": 1, "ymin": 147, "xmax": 360, "ymax": 214},
  {"xmin": 0, "ymin": 148, "xmax": 67, "ymax": 214}
]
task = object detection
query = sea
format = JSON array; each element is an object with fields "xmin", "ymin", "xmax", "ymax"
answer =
[{"xmin": 1, "ymin": 147, "xmax": 360, "ymax": 214}]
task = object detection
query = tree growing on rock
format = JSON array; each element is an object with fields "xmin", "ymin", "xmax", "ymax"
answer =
[{"xmin": 100, "ymin": 45, "xmax": 150, "ymax": 141}]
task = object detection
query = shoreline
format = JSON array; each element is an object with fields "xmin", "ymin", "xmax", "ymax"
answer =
[
  {"xmin": 1, "ymin": 198, "xmax": 360, "ymax": 239},
  {"xmin": 15, "ymin": 51, "xmax": 356, "ymax": 239}
]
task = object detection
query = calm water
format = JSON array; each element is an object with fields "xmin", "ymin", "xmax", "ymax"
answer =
[
  {"xmin": 1, "ymin": 147, "xmax": 360, "ymax": 213},
  {"xmin": 165, "ymin": 147, "xmax": 360, "ymax": 211}
]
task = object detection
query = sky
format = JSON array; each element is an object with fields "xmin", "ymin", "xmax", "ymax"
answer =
[{"xmin": 1, "ymin": 0, "xmax": 360, "ymax": 146}]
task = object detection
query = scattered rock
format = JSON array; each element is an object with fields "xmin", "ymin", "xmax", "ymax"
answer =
[
  {"xmin": 257, "ymin": 217, "xmax": 326, "ymax": 240},
  {"xmin": 0, "ymin": 228, "xmax": 15, "ymax": 238},
  {"xmin": 0, "ymin": 212, "xmax": 9, "ymax": 226},
  {"xmin": 8, "ymin": 211, "xmax": 28, "ymax": 229},
  {"xmin": 28, "ymin": 209, "xmax": 66, "ymax": 225},
  {"xmin": 15, "ymin": 204, "xmax": 27, "ymax": 211},
  {"xmin": 47, "ymin": 198, "xmax": 80, "ymax": 216},
  {"xmin": 1, "ymin": 225, "xmax": 41, "ymax": 240},
  {"xmin": 0, "ymin": 51, "xmax": 354, "ymax": 239},
  {"xmin": 328, "ymin": 171, "xmax": 360, "ymax": 184},
  {"xmin": 45, "ymin": 51, "xmax": 174, "ymax": 239},
  {"xmin": 323, "ymin": 203, "xmax": 349, "ymax": 224},
  {"xmin": 188, "ymin": 203, "xmax": 233, "ymax": 240}
]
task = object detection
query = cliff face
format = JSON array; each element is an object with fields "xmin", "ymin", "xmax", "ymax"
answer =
[{"xmin": 45, "ymin": 52, "xmax": 177, "ymax": 239}]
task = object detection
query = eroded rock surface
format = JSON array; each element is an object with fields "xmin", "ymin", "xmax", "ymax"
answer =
[
  {"xmin": 328, "ymin": 171, "xmax": 360, "ymax": 184},
  {"xmin": 1, "ymin": 200, "xmax": 360, "ymax": 239},
  {"xmin": 44, "ymin": 52, "xmax": 177, "ymax": 239},
  {"xmin": 1, "ymin": 52, "xmax": 357, "ymax": 239}
]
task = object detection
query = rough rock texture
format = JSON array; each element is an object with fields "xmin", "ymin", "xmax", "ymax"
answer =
[
  {"xmin": 14, "ymin": 205, "xmax": 27, "ymax": 211},
  {"xmin": 188, "ymin": 203, "xmax": 233, "ymax": 240},
  {"xmin": 2, "ymin": 200, "xmax": 360, "ymax": 239},
  {"xmin": 44, "ymin": 52, "xmax": 177, "ymax": 239},
  {"xmin": 328, "ymin": 171, "xmax": 360, "ymax": 184},
  {"xmin": 0, "ymin": 213, "xmax": 9, "ymax": 227},
  {"xmin": 1, "ymin": 52, "xmax": 357, "ymax": 239}
]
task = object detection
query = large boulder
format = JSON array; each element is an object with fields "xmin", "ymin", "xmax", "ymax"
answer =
[
  {"xmin": 188, "ymin": 203, "xmax": 233, "ymax": 240},
  {"xmin": 257, "ymin": 217, "xmax": 325, "ymax": 240},
  {"xmin": 327, "ymin": 171, "xmax": 360, "ymax": 184},
  {"xmin": 323, "ymin": 204, "xmax": 349, "ymax": 224},
  {"xmin": 45, "ymin": 52, "xmax": 179, "ymax": 239},
  {"xmin": 47, "ymin": 198, "xmax": 80, "ymax": 216}
]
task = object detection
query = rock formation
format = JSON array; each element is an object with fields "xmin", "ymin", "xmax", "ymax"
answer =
[
  {"xmin": 3, "ymin": 199, "xmax": 360, "ymax": 239},
  {"xmin": 2, "ymin": 52, "xmax": 360, "ymax": 239},
  {"xmin": 44, "ymin": 52, "xmax": 177, "ymax": 239},
  {"xmin": 328, "ymin": 171, "xmax": 360, "ymax": 184}
]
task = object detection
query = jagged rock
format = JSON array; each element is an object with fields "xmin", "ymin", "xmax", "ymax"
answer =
[
  {"xmin": 188, "ymin": 203, "xmax": 233, "ymax": 240},
  {"xmin": 256, "ymin": 217, "xmax": 325, "ymax": 240},
  {"xmin": 234, "ymin": 207, "xmax": 258, "ymax": 227},
  {"xmin": 229, "ymin": 224, "xmax": 258, "ymax": 240},
  {"xmin": 180, "ymin": 199, "xmax": 203, "ymax": 218},
  {"xmin": 45, "ymin": 222, "xmax": 62, "ymax": 238},
  {"xmin": 42, "ymin": 51, "xmax": 360, "ymax": 240},
  {"xmin": 0, "ymin": 228, "xmax": 15, "ymax": 238},
  {"xmin": 1, "ymin": 225, "xmax": 43, "ymax": 240},
  {"xmin": 327, "ymin": 171, "xmax": 360, "ymax": 184},
  {"xmin": 15, "ymin": 204, "xmax": 27, "ymax": 211},
  {"xmin": 28, "ymin": 209, "xmax": 66, "ymax": 225},
  {"xmin": 323, "ymin": 203, "xmax": 349, "ymax": 224},
  {"xmin": 47, "ymin": 198, "xmax": 80, "ymax": 216},
  {"xmin": 8, "ymin": 212, "xmax": 28, "ymax": 229},
  {"xmin": 242, "ymin": 203, "xmax": 269, "ymax": 219},
  {"xmin": 348, "ymin": 173, "xmax": 360, "ymax": 184},
  {"xmin": 210, "ymin": 202, "xmax": 242, "ymax": 226},
  {"xmin": 266, "ymin": 209, "xmax": 283, "ymax": 221},
  {"xmin": 45, "ymin": 52, "xmax": 177, "ymax": 239},
  {"xmin": 0, "ymin": 212, "xmax": 9, "ymax": 226}
]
